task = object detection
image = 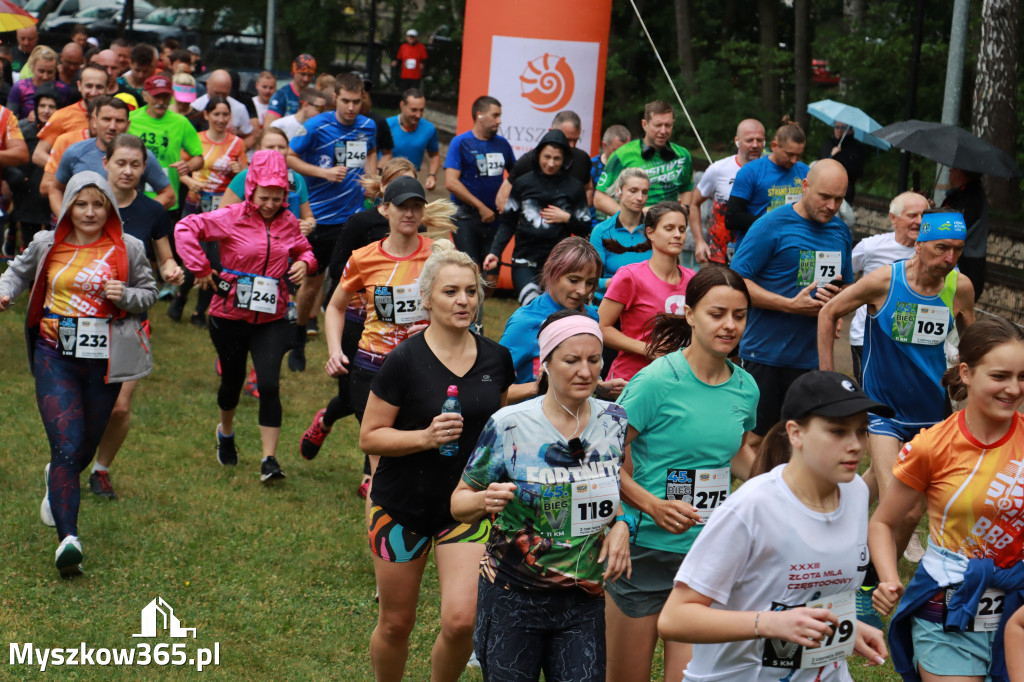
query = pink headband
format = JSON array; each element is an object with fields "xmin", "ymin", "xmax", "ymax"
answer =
[{"xmin": 538, "ymin": 316, "xmax": 603, "ymax": 363}]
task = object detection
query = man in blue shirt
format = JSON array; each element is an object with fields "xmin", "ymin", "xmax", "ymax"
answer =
[
  {"xmin": 388, "ymin": 88, "xmax": 440, "ymax": 189},
  {"xmin": 444, "ymin": 95, "xmax": 515, "ymax": 271},
  {"xmin": 725, "ymin": 122, "xmax": 810, "ymax": 248},
  {"xmin": 730, "ymin": 159, "xmax": 851, "ymax": 449},
  {"xmin": 287, "ymin": 72, "xmax": 377, "ymax": 371},
  {"xmin": 265, "ymin": 54, "xmax": 316, "ymax": 125}
]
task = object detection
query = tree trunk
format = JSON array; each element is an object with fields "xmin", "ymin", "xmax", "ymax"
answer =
[
  {"xmin": 674, "ymin": 0, "xmax": 695, "ymax": 86},
  {"xmin": 971, "ymin": 0, "xmax": 1020, "ymax": 211},
  {"xmin": 793, "ymin": 0, "xmax": 810, "ymax": 130},
  {"xmin": 843, "ymin": 0, "xmax": 864, "ymax": 29},
  {"xmin": 758, "ymin": 0, "xmax": 779, "ymax": 122}
]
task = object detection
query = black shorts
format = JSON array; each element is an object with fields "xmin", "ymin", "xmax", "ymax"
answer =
[
  {"xmin": 741, "ymin": 359, "xmax": 811, "ymax": 436},
  {"xmin": 305, "ymin": 223, "xmax": 343, "ymax": 275}
]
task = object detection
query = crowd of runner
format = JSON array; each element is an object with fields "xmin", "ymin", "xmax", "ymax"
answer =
[{"xmin": 0, "ymin": 28, "xmax": 1022, "ymax": 682}]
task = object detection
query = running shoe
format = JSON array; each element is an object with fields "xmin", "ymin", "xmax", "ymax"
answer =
[
  {"xmin": 55, "ymin": 535, "xmax": 83, "ymax": 577},
  {"xmin": 260, "ymin": 456, "xmax": 286, "ymax": 483},
  {"xmin": 190, "ymin": 312, "xmax": 207, "ymax": 329},
  {"xmin": 40, "ymin": 463, "xmax": 55, "ymax": 527},
  {"xmin": 288, "ymin": 342, "xmax": 306, "ymax": 372},
  {"xmin": 244, "ymin": 367, "xmax": 259, "ymax": 398},
  {"xmin": 357, "ymin": 480, "xmax": 370, "ymax": 499},
  {"xmin": 306, "ymin": 317, "xmax": 319, "ymax": 337},
  {"xmin": 157, "ymin": 284, "xmax": 176, "ymax": 301},
  {"xmin": 215, "ymin": 358, "xmax": 222, "ymax": 376},
  {"xmin": 856, "ymin": 586, "xmax": 884, "ymax": 629},
  {"xmin": 216, "ymin": 426, "xmax": 238, "ymax": 466},
  {"xmin": 300, "ymin": 408, "xmax": 331, "ymax": 460},
  {"xmin": 167, "ymin": 294, "xmax": 186, "ymax": 321},
  {"xmin": 89, "ymin": 470, "xmax": 118, "ymax": 500}
]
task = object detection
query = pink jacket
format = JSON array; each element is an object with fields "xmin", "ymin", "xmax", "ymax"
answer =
[{"xmin": 174, "ymin": 151, "xmax": 317, "ymax": 323}]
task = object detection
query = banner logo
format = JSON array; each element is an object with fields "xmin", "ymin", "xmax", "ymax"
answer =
[
  {"xmin": 133, "ymin": 597, "xmax": 196, "ymax": 639},
  {"xmin": 520, "ymin": 53, "xmax": 575, "ymax": 113}
]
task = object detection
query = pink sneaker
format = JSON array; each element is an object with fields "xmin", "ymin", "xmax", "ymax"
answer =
[{"xmin": 300, "ymin": 408, "xmax": 331, "ymax": 460}]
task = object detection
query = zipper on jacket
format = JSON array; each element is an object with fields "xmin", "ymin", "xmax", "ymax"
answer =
[{"xmin": 257, "ymin": 221, "xmax": 272, "ymax": 323}]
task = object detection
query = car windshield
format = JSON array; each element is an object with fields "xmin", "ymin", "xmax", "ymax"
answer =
[
  {"xmin": 79, "ymin": 5, "xmax": 119, "ymax": 18},
  {"xmin": 25, "ymin": 0, "xmax": 48, "ymax": 11},
  {"xmin": 142, "ymin": 7, "xmax": 196, "ymax": 26}
]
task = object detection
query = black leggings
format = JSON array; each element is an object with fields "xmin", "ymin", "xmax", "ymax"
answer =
[
  {"xmin": 208, "ymin": 316, "xmax": 294, "ymax": 427},
  {"xmin": 322, "ymin": 318, "xmax": 365, "ymax": 428}
]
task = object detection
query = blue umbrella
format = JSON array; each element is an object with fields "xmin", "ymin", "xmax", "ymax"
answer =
[{"xmin": 808, "ymin": 99, "xmax": 891, "ymax": 151}]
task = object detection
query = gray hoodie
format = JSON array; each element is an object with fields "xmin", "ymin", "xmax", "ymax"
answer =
[{"xmin": 0, "ymin": 171, "xmax": 157, "ymax": 381}]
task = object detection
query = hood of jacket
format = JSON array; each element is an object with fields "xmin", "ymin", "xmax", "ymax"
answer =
[
  {"xmin": 55, "ymin": 170, "xmax": 124, "ymax": 243},
  {"xmin": 244, "ymin": 150, "xmax": 291, "ymax": 213},
  {"xmin": 532, "ymin": 129, "xmax": 573, "ymax": 175}
]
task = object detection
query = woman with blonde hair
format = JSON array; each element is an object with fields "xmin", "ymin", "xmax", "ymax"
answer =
[
  {"xmin": 361, "ymin": 239, "xmax": 514, "ymax": 681},
  {"xmin": 9, "ymin": 45, "xmax": 70, "ymax": 119},
  {"xmin": 590, "ymin": 167, "xmax": 651, "ymax": 301}
]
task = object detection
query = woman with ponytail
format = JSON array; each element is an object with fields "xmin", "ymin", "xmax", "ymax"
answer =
[
  {"xmin": 870, "ymin": 316, "xmax": 1024, "ymax": 682},
  {"xmin": 605, "ymin": 265, "xmax": 760, "ymax": 681}
]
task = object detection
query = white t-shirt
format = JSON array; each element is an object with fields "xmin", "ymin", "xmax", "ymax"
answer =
[
  {"xmin": 191, "ymin": 94, "xmax": 255, "ymax": 136},
  {"xmin": 270, "ymin": 114, "xmax": 307, "ymax": 141},
  {"xmin": 253, "ymin": 97, "xmax": 269, "ymax": 125},
  {"xmin": 849, "ymin": 232, "xmax": 916, "ymax": 345},
  {"xmin": 696, "ymin": 154, "xmax": 742, "ymax": 205},
  {"xmin": 677, "ymin": 465, "xmax": 869, "ymax": 682}
]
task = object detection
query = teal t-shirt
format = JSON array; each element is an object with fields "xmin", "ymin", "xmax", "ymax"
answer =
[
  {"xmin": 129, "ymin": 107, "xmax": 204, "ymax": 210},
  {"xmin": 227, "ymin": 168, "xmax": 309, "ymax": 218},
  {"xmin": 596, "ymin": 139, "xmax": 693, "ymax": 205},
  {"xmin": 617, "ymin": 351, "xmax": 758, "ymax": 553}
]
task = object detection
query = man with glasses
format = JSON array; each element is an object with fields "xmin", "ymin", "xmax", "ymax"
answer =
[{"xmin": 271, "ymin": 87, "xmax": 326, "ymax": 141}]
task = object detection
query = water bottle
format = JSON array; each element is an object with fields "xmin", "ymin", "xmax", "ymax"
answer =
[
  {"xmin": 285, "ymin": 300, "xmax": 297, "ymax": 322},
  {"xmin": 439, "ymin": 385, "xmax": 461, "ymax": 457}
]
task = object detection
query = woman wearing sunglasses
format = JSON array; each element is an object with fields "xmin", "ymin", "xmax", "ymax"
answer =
[{"xmin": 451, "ymin": 310, "xmax": 631, "ymax": 682}]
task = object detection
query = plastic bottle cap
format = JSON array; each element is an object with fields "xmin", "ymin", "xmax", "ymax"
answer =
[{"xmin": 447, "ymin": 385, "xmax": 458, "ymax": 397}]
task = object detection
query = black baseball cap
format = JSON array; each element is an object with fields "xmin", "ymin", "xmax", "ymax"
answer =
[
  {"xmin": 383, "ymin": 176, "xmax": 426, "ymax": 206},
  {"xmin": 781, "ymin": 371, "xmax": 894, "ymax": 421}
]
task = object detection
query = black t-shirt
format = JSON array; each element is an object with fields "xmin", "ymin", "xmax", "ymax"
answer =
[
  {"xmin": 508, "ymin": 146, "xmax": 593, "ymax": 188},
  {"xmin": 328, "ymin": 208, "xmax": 389, "ymax": 281},
  {"xmin": 120, "ymin": 191, "xmax": 172, "ymax": 259},
  {"xmin": 370, "ymin": 333, "xmax": 515, "ymax": 535},
  {"xmin": 368, "ymin": 110, "xmax": 394, "ymax": 153}
]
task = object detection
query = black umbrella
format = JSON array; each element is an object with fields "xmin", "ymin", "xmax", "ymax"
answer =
[{"xmin": 870, "ymin": 120, "xmax": 1022, "ymax": 178}]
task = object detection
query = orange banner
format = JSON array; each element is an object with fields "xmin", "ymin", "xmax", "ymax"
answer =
[{"xmin": 456, "ymin": 0, "xmax": 613, "ymax": 157}]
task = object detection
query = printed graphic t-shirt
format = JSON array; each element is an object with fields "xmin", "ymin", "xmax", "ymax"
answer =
[{"xmin": 40, "ymin": 237, "xmax": 120, "ymax": 341}]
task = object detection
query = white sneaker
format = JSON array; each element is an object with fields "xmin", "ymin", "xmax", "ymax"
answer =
[
  {"xmin": 40, "ymin": 464, "xmax": 55, "ymax": 527},
  {"xmin": 55, "ymin": 535, "xmax": 83, "ymax": 576},
  {"xmin": 903, "ymin": 533, "xmax": 926, "ymax": 563}
]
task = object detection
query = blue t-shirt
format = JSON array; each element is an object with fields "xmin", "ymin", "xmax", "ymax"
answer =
[
  {"xmin": 290, "ymin": 112, "xmax": 376, "ymax": 225},
  {"xmin": 227, "ymin": 168, "xmax": 309, "ymax": 218},
  {"xmin": 731, "ymin": 203, "xmax": 853, "ymax": 369},
  {"xmin": 388, "ymin": 115, "xmax": 438, "ymax": 169},
  {"xmin": 498, "ymin": 292, "xmax": 599, "ymax": 383},
  {"xmin": 268, "ymin": 83, "xmax": 300, "ymax": 119},
  {"xmin": 730, "ymin": 156, "xmax": 810, "ymax": 239},
  {"xmin": 55, "ymin": 139, "xmax": 169, "ymax": 192},
  {"xmin": 589, "ymin": 212, "xmax": 652, "ymax": 301},
  {"xmin": 443, "ymin": 130, "xmax": 515, "ymax": 212}
]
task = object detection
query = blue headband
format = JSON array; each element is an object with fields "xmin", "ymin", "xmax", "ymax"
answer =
[{"xmin": 917, "ymin": 213, "xmax": 967, "ymax": 242}]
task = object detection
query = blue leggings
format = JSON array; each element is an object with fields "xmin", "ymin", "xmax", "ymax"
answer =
[{"xmin": 34, "ymin": 342, "xmax": 121, "ymax": 540}]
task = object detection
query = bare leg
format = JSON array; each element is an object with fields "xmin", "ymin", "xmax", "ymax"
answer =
[
  {"xmin": 219, "ymin": 407, "xmax": 237, "ymax": 437},
  {"xmin": 870, "ymin": 434, "xmax": 924, "ymax": 555},
  {"xmin": 370, "ymin": 553, "xmax": 429, "ymax": 682},
  {"xmin": 663, "ymin": 641, "xmax": 693, "ymax": 682},
  {"xmin": 95, "ymin": 380, "xmax": 138, "ymax": 468},
  {"xmin": 431, "ymin": 542, "xmax": 486, "ymax": 682},
  {"xmin": 258, "ymin": 425, "xmax": 279, "ymax": 460},
  {"xmin": 605, "ymin": 595, "xmax": 659, "ymax": 682}
]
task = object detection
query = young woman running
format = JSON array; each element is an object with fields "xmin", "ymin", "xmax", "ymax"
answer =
[
  {"xmin": 220, "ymin": 126, "xmax": 315, "ymax": 227},
  {"xmin": 605, "ymin": 265, "xmax": 759, "ymax": 681},
  {"xmin": 482, "ymin": 129, "xmax": 591, "ymax": 298},
  {"xmin": 657, "ymin": 370, "xmax": 891, "ymax": 681},
  {"xmin": 319, "ymin": 176, "xmax": 454, "ymax": 502},
  {"xmin": 89, "ymin": 134, "xmax": 185, "ymax": 499},
  {"xmin": 589, "ymin": 167, "xmax": 651, "ymax": 302},
  {"xmin": 299, "ymin": 158, "xmax": 418, "ymax": 499},
  {"xmin": 599, "ymin": 201, "xmax": 696, "ymax": 382},
  {"xmin": 870, "ymin": 316, "xmax": 1024, "ymax": 682},
  {"xmin": 360, "ymin": 240, "xmax": 514, "ymax": 681},
  {"xmin": 171, "ymin": 96, "xmax": 247, "ymax": 327},
  {"xmin": 451, "ymin": 311, "xmax": 631, "ymax": 682},
  {"xmin": 0, "ymin": 171, "xmax": 157, "ymax": 575},
  {"xmin": 498, "ymin": 236, "xmax": 626, "ymax": 402},
  {"xmin": 174, "ymin": 150, "xmax": 315, "ymax": 483}
]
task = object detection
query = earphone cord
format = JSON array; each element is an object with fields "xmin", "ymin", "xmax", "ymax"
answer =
[{"xmin": 548, "ymin": 381, "xmax": 583, "ymax": 439}]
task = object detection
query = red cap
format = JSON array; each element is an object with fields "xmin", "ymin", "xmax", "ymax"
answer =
[{"xmin": 144, "ymin": 74, "xmax": 173, "ymax": 96}]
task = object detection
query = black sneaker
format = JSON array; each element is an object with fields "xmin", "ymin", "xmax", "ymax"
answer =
[
  {"xmin": 216, "ymin": 426, "xmax": 238, "ymax": 466},
  {"xmin": 167, "ymin": 295, "xmax": 186, "ymax": 321},
  {"xmin": 89, "ymin": 470, "xmax": 118, "ymax": 500},
  {"xmin": 260, "ymin": 456, "xmax": 286, "ymax": 483},
  {"xmin": 190, "ymin": 312, "xmax": 207, "ymax": 328},
  {"xmin": 305, "ymin": 317, "xmax": 319, "ymax": 337},
  {"xmin": 288, "ymin": 342, "xmax": 306, "ymax": 372}
]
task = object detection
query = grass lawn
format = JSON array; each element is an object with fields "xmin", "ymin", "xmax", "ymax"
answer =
[{"xmin": 0, "ymin": 289, "xmax": 906, "ymax": 680}]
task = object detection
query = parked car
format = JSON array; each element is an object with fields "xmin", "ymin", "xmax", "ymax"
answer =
[
  {"xmin": 91, "ymin": 6, "xmax": 201, "ymax": 47},
  {"xmin": 39, "ymin": 2, "xmax": 154, "ymax": 45}
]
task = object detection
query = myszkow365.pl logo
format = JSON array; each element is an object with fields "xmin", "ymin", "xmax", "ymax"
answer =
[{"xmin": 9, "ymin": 597, "xmax": 220, "ymax": 672}]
